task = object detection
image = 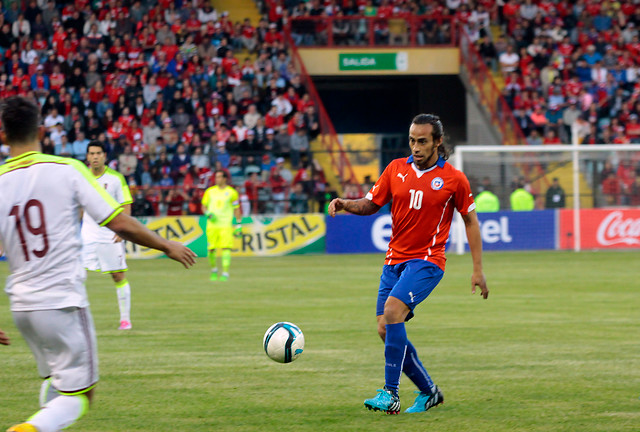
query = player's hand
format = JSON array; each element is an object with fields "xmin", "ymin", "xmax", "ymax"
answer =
[
  {"xmin": 471, "ymin": 271, "xmax": 488, "ymax": 299},
  {"xmin": 164, "ymin": 241, "xmax": 197, "ymax": 269},
  {"xmin": 328, "ymin": 198, "xmax": 345, "ymax": 217},
  {"xmin": 205, "ymin": 212, "xmax": 217, "ymax": 222},
  {"xmin": 234, "ymin": 225, "xmax": 242, "ymax": 237},
  {"xmin": 0, "ymin": 329, "xmax": 10, "ymax": 346}
]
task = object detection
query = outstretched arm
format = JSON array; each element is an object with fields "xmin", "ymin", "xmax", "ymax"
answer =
[
  {"xmin": 106, "ymin": 212, "xmax": 196, "ymax": 268},
  {"xmin": 462, "ymin": 210, "xmax": 488, "ymax": 299},
  {"xmin": 233, "ymin": 206, "xmax": 243, "ymax": 236},
  {"xmin": 113, "ymin": 203, "xmax": 131, "ymax": 242},
  {"xmin": 328, "ymin": 198, "xmax": 381, "ymax": 217}
]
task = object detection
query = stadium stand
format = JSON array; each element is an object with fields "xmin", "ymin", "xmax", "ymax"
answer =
[{"xmin": 1, "ymin": 0, "xmax": 639, "ymax": 212}]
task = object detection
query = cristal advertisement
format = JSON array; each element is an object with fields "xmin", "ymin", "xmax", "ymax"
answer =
[{"xmin": 124, "ymin": 214, "xmax": 326, "ymax": 258}]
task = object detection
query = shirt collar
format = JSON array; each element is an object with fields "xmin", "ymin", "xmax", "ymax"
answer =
[
  {"xmin": 6, "ymin": 151, "xmax": 40, "ymax": 163},
  {"xmin": 406, "ymin": 155, "xmax": 446, "ymax": 168}
]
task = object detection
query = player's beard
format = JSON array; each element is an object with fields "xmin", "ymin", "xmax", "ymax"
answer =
[{"xmin": 418, "ymin": 146, "xmax": 439, "ymax": 170}]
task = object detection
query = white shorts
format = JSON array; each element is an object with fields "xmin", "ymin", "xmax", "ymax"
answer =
[
  {"xmin": 13, "ymin": 307, "xmax": 99, "ymax": 393},
  {"xmin": 83, "ymin": 242, "xmax": 127, "ymax": 273}
]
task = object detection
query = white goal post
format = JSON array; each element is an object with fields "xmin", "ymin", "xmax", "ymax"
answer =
[{"xmin": 453, "ymin": 144, "xmax": 640, "ymax": 254}]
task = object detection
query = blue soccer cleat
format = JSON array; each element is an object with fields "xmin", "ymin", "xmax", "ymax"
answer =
[
  {"xmin": 404, "ymin": 386, "xmax": 444, "ymax": 413},
  {"xmin": 364, "ymin": 387, "xmax": 401, "ymax": 415}
]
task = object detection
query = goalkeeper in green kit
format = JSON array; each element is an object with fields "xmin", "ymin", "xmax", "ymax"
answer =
[{"xmin": 201, "ymin": 169, "xmax": 243, "ymax": 281}]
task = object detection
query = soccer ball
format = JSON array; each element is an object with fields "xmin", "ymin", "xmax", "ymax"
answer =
[{"xmin": 263, "ymin": 322, "xmax": 305, "ymax": 363}]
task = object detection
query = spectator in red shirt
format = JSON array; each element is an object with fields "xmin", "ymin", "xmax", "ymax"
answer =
[
  {"xmin": 241, "ymin": 18, "xmax": 257, "ymax": 52},
  {"xmin": 164, "ymin": 187, "xmax": 187, "ymax": 215},
  {"xmin": 264, "ymin": 105, "xmax": 284, "ymax": 129},
  {"xmin": 629, "ymin": 174, "xmax": 640, "ymax": 206},
  {"xmin": 269, "ymin": 160, "xmax": 289, "ymax": 214},
  {"xmin": 264, "ymin": 23, "xmax": 284, "ymax": 45},
  {"xmin": 624, "ymin": 114, "xmax": 640, "ymax": 143},
  {"xmin": 244, "ymin": 171, "xmax": 265, "ymax": 213},
  {"xmin": 221, "ymin": 49, "xmax": 239, "ymax": 74},
  {"xmin": 161, "ymin": 37, "xmax": 179, "ymax": 62},
  {"xmin": 602, "ymin": 171, "xmax": 621, "ymax": 206},
  {"xmin": 542, "ymin": 129, "xmax": 562, "ymax": 145}
]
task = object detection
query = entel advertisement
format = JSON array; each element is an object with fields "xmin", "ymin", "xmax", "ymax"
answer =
[
  {"xmin": 325, "ymin": 211, "xmax": 557, "ymax": 254},
  {"xmin": 559, "ymin": 208, "xmax": 640, "ymax": 249},
  {"xmin": 124, "ymin": 214, "xmax": 326, "ymax": 259}
]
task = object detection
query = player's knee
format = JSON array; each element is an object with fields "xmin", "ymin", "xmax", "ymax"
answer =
[
  {"xmin": 383, "ymin": 301, "xmax": 408, "ymax": 324},
  {"xmin": 85, "ymin": 387, "xmax": 95, "ymax": 404},
  {"xmin": 111, "ymin": 272, "xmax": 125, "ymax": 283}
]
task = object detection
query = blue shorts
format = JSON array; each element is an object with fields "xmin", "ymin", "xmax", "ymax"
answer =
[{"xmin": 376, "ymin": 259, "xmax": 444, "ymax": 321}]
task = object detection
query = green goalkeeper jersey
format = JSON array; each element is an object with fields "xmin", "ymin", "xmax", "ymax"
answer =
[{"xmin": 201, "ymin": 185, "xmax": 240, "ymax": 227}]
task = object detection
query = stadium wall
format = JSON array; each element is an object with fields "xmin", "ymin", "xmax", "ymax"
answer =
[
  {"xmin": 296, "ymin": 48, "xmax": 459, "ymax": 75},
  {"xmin": 326, "ymin": 211, "xmax": 557, "ymax": 253},
  {"xmin": 124, "ymin": 214, "xmax": 326, "ymax": 259},
  {"xmin": 119, "ymin": 208, "xmax": 639, "ymax": 260},
  {"xmin": 326, "ymin": 209, "xmax": 640, "ymax": 254}
]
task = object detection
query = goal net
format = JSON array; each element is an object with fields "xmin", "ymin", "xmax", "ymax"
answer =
[{"xmin": 450, "ymin": 144, "xmax": 640, "ymax": 253}]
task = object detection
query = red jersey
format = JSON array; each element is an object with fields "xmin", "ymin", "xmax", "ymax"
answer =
[
  {"xmin": 166, "ymin": 194, "xmax": 185, "ymax": 215},
  {"xmin": 367, "ymin": 156, "xmax": 475, "ymax": 270},
  {"xmin": 161, "ymin": 45, "xmax": 179, "ymax": 61},
  {"xmin": 33, "ymin": 39, "xmax": 48, "ymax": 51}
]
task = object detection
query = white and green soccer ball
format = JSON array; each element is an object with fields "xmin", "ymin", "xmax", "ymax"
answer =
[{"xmin": 263, "ymin": 322, "xmax": 305, "ymax": 363}]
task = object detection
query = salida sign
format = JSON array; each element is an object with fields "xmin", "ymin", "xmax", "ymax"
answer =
[{"xmin": 559, "ymin": 209, "xmax": 640, "ymax": 249}]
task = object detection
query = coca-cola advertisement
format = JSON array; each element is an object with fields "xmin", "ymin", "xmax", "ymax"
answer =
[{"xmin": 559, "ymin": 209, "xmax": 640, "ymax": 249}]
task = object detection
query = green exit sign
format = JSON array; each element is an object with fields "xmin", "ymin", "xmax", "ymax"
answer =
[{"xmin": 339, "ymin": 52, "xmax": 408, "ymax": 71}]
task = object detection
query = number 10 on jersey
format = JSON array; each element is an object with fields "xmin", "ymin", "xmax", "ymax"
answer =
[{"xmin": 408, "ymin": 189, "xmax": 423, "ymax": 210}]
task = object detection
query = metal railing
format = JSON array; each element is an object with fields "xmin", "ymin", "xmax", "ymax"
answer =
[
  {"xmin": 283, "ymin": 30, "xmax": 361, "ymax": 191},
  {"xmin": 288, "ymin": 15, "xmax": 456, "ymax": 47},
  {"xmin": 458, "ymin": 26, "xmax": 527, "ymax": 146}
]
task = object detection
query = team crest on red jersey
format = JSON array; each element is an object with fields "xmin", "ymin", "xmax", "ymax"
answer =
[{"xmin": 431, "ymin": 177, "xmax": 444, "ymax": 190}]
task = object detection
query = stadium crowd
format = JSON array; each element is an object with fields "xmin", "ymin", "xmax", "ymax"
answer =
[
  {"xmin": 471, "ymin": 0, "xmax": 640, "ymax": 205},
  {"xmin": 275, "ymin": 0, "xmax": 640, "ymax": 206},
  {"xmin": 0, "ymin": 0, "xmax": 333, "ymax": 216},
  {"xmin": 0, "ymin": 0, "xmax": 639, "ymax": 211}
]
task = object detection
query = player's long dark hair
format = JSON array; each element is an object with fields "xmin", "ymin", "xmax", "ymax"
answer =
[
  {"xmin": 1, "ymin": 96, "xmax": 40, "ymax": 145},
  {"xmin": 411, "ymin": 113, "xmax": 450, "ymax": 160}
]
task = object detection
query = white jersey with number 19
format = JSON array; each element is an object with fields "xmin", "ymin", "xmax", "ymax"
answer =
[{"xmin": 0, "ymin": 152, "xmax": 122, "ymax": 311}]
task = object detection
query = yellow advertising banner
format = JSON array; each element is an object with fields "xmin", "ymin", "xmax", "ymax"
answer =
[
  {"xmin": 125, "ymin": 216, "xmax": 203, "ymax": 259},
  {"xmin": 298, "ymin": 48, "xmax": 459, "ymax": 75},
  {"xmin": 124, "ymin": 214, "xmax": 326, "ymax": 259},
  {"xmin": 233, "ymin": 214, "xmax": 325, "ymax": 256}
]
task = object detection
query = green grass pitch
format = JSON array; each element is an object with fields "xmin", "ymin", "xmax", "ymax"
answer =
[{"xmin": 1, "ymin": 251, "xmax": 639, "ymax": 431}]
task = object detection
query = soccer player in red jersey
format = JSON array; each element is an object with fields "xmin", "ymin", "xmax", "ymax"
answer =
[{"xmin": 329, "ymin": 114, "xmax": 488, "ymax": 414}]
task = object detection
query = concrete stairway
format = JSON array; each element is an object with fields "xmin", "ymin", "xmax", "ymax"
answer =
[
  {"xmin": 211, "ymin": 0, "xmax": 261, "ymax": 25},
  {"xmin": 532, "ymin": 161, "xmax": 593, "ymax": 209}
]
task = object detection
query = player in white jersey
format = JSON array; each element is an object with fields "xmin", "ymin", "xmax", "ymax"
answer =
[
  {"xmin": 81, "ymin": 141, "xmax": 135, "ymax": 330},
  {"xmin": 0, "ymin": 96, "xmax": 196, "ymax": 432}
]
